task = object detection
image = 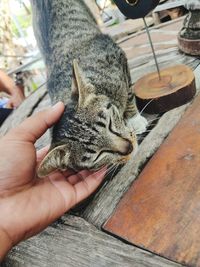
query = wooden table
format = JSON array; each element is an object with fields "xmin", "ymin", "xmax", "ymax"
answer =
[{"xmin": 1, "ymin": 17, "xmax": 200, "ymax": 267}]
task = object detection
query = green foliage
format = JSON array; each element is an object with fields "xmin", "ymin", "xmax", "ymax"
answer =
[{"xmin": 11, "ymin": 14, "xmax": 31, "ymax": 37}]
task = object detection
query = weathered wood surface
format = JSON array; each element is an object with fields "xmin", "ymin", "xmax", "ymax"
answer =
[
  {"xmin": 2, "ymin": 215, "xmax": 182, "ymax": 267},
  {"xmin": 116, "ymin": 16, "xmax": 185, "ymax": 45},
  {"xmin": 104, "ymin": 79, "xmax": 200, "ymax": 267},
  {"xmin": 103, "ymin": 17, "xmax": 154, "ymax": 41}
]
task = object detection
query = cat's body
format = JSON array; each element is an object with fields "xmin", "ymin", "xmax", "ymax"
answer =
[
  {"xmin": 31, "ymin": 0, "xmax": 147, "ymax": 176},
  {"xmin": 32, "ymin": 1, "xmax": 128, "ymax": 107}
]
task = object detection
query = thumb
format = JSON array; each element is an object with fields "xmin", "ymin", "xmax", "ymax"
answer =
[{"xmin": 7, "ymin": 102, "xmax": 65, "ymax": 143}]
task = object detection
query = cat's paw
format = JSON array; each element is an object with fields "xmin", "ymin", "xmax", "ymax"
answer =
[{"xmin": 127, "ymin": 114, "xmax": 148, "ymax": 135}]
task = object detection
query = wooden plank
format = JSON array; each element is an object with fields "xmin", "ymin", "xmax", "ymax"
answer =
[
  {"xmin": 117, "ymin": 16, "xmax": 184, "ymax": 45},
  {"xmin": 127, "ymin": 47, "xmax": 179, "ymax": 69},
  {"xmin": 104, "ymin": 84, "xmax": 200, "ymax": 267},
  {"xmin": 154, "ymin": 0, "xmax": 185, "ymax": 12},
  {"xmin": 81, "ymin": 62, "xmax": 200, "ymax": 228},
  {"xmin": 103, "ymin": 17, "xmax": 154, "ymax": 41},
  {"xmin": 2, "ymin": 215, "xmax": 182, "ymax": 267}
]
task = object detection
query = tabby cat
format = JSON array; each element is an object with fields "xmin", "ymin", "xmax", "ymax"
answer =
[{"xmin": 31, "ymin": 0, "xmax": 148, "ymax": 177}]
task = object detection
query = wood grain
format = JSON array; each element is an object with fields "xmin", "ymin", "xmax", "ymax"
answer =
[
  {"xmin": 134, "ymin": 64, "xmax": 196, "ymax": 113},
  {"xmin": 104, "ymin": 89, "xmax": 200, "ymax": 267},
  {"xmin": 129, "ymin": 51, "xmax": 200, "ymax": 85},
  {"xmin": 2, "ymin": 215, "xmax": 181, "ymax": 267}
]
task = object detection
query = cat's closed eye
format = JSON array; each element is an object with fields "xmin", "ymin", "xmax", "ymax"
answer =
[{"xmin": 106, "ymin": 103, "xmax": 112, "ymax": 109}]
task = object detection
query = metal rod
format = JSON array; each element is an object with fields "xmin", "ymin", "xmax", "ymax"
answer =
[
  {"xmin": 7, "ymin": 55, "xmax": 42, "ymax": 75},
  {"xmin": 143, "ymin": 17, "xmax": 161, "ymax": 80}
]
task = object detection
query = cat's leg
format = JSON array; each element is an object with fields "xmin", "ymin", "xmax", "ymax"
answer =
[{"xmin": 124, "ymin": 92, "xmax": 148, "ymax": 134}]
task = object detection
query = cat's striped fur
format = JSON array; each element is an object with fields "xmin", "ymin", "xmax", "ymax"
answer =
[{"xmin": 31, "ymin": 0, "xmax": 147, "ymax": 176}]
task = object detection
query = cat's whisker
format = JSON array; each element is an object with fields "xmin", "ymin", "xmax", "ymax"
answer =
[
  {"xmin": 109, "ymin": 167, "xmax": 119, "ymax": 179},
  {"xmin": 136, "ymin": 130, "xmax": 152, "ymax": 136},
  {"xmin": 139, "ymin": 99, "xmax": 154, "ymax": 116},
  {"xmin": 105, "ymin": 164, "xmax": 116, "ymax": 177},
  {"xmin": 109, "ymin": 164, "xmax": 119, "ymax": 181},
  {"xmin": 93, "ymin": 166, "xmax": 109, "ymax": 177},
  {"xmin": 142, "ymin": 130, "xmax": 153, "ymax": 133},
  {"xmin": 147, "ymin": 117, "xmax": 161, "ymax": 124},
  {"xmin": 105, "ymin": 163, "xmax": 119, "ymax": 178},
  {"xmin": 148, "ymin": 123, "xmax": 159, "ymax": 127},
  {"xmin": 92, "ymin": 164, "xmax": 116, "ymax": 180}
]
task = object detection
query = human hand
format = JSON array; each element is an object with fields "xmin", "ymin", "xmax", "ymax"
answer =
[
  {"xmin": 7, "ymin": 87, "xmax": 25, "ymax": 108},
  {"xmin": 0, "ymin": 102, "xmax": 106, "ymax": 260}
]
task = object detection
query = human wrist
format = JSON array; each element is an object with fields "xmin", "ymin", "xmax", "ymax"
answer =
[{"xmin": 0, "ymin": 228, "xmax": 13, "ymax": 261}]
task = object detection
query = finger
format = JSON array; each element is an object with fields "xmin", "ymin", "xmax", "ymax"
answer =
[
  {"xmin": 36, "ymin": 145, "xmax": 50, "ymax": 164},
  {"xmin": 66, "ymin": 170, "xmax": 94, "ymax": 185},
  {"xmin": 8, "ymin": 102, "xmax": 64, "ymax": 143},
  {"xmin": 67, "ymin": 175, "xmax": 81, "ymax": 185},
  {"xmin": 78, "ymin": 170, "xmax": 93, "ymax": 179},
  {"xmin": 48, "ymin": 167, "xmax": 106, "ymax": 210},
  {"xmin": 74, "ymin": 167, "xmax": 107, "ymax": 204}
]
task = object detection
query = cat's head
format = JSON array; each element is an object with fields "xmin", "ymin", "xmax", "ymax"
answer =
[{"xmin": 37, "ymin": 60, "xmax": 137, "ymax": 177}]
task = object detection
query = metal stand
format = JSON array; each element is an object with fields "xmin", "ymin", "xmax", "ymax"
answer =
[{"xmin": 143, "ymin": 17, "xmax": 161, "ymax": 80}]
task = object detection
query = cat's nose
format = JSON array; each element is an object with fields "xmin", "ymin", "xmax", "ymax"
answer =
[
  {"xmin": 111, "ymin": 135, "xmax": 134, "ymax": 155},
  {"xmin": 124, "ymin": 141, "xmax": 133, "ymax": 155},
  {"xmin": 117, "ymin": 140, "xmax": 133, "ymax": 155}
]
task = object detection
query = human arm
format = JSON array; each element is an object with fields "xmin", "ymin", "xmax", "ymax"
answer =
[{"xmin": 0, "ymin": 102, "xmax": 106, "ymax": 260}]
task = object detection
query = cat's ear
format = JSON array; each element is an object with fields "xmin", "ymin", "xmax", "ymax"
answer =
[
  {"xmin": 71, "ymin": 59, "xmax": 94, "ymax": 106},
  {"xmin": 37, "ymin": 145, "xmax": 69, "ymax": 177}
]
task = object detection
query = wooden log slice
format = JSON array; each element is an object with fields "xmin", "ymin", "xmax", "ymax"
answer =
[{"xmin": 134, "ymin": 64, "xmax": 196, "ymax": 114}]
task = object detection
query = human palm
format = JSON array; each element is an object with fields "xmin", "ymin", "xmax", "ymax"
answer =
[{"xmin": 0, "ymin": 102, "xmax": 106, "ymax": 259}]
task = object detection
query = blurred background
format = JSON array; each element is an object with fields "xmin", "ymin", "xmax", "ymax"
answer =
[{"xmin": 0, "ymin": 0, "xmax": 187, "ymax": 97}]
